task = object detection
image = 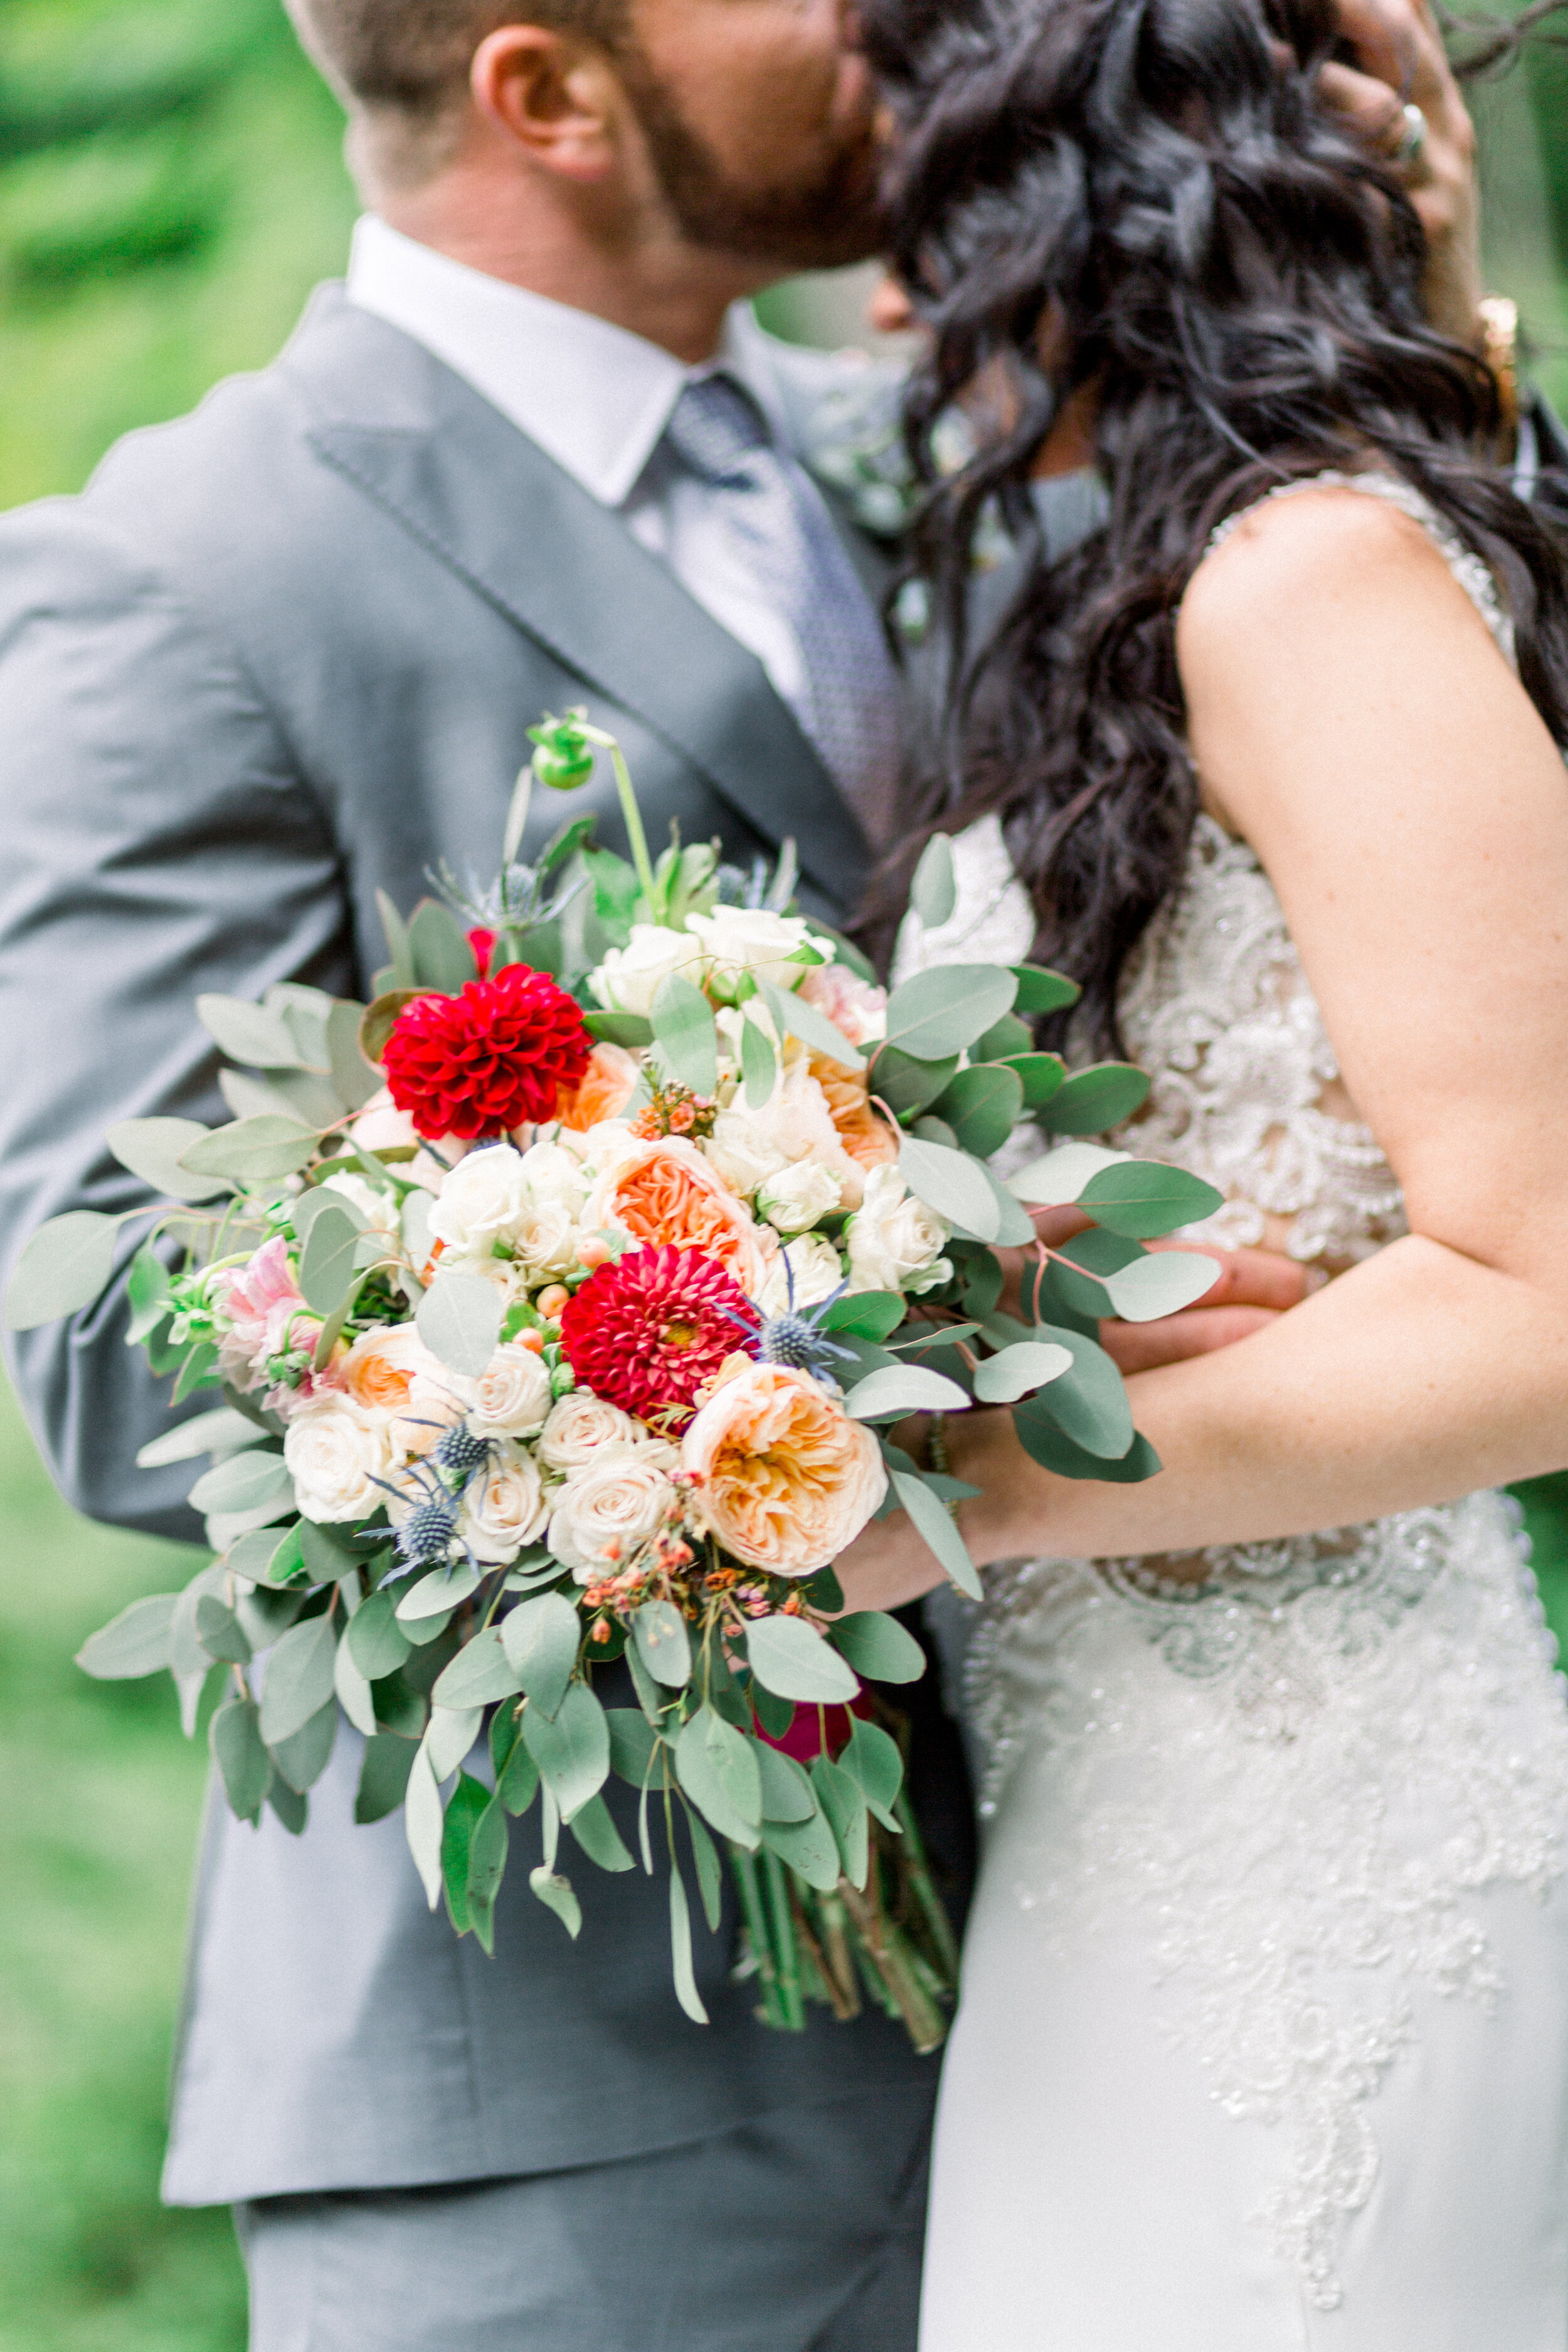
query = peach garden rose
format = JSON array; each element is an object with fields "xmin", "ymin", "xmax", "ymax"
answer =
[
  {"xmin": 580, "ymin": 1136, "xmax": 773, "ymax": 1296},
  {"xmin": 681, "ymin": 1362, "xmax": 887, "ymax": 1574}
]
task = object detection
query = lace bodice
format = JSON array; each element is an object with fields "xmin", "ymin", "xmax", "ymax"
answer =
[{"xmin": 898, "ymin": 472, "xmax": 1568, "ymax": 2314}]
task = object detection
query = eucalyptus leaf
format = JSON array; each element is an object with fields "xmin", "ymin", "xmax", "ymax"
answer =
[
  {"xmin": 909, "ymin": 833, "xmax": 957, "ymax": 930},
  {"xmin": 1102, "ymin": 1249, "xmax": 1222, "ymax": 1323},
  {"xmin": 975, "ymin": 1011, "xmax": 1032, "ymax": 1063},
  {"xmin": 396, "ymin": 1563, "xmax": 482, "ymax": 1621},
  {"xmin": 1078, "ymin": 1161, "xmax": 1226, "ymax": 1239},
  {"xmin": 291, "ymin": 1183, "xmax": 368, "ymax": 1248},
  {"xmin": 427, "ymin": 1704, "xmax": 484, "ymax": 1781},
  {"xmin": 812, "ymin": 1756, "xmax": 869, "ymax": 1890},
  {"xmin": 466, "ymin": 1795, "xmax": 512, "ymax": 1949},
  {"xmin": 432, "ymin": 1629, "xmax": 524, "ymax": 1710},
  {"xmin": 684, "ymin": 1809, "xmax": 724, "ymax": 1931},
  {"xmin": 868, "ymin": 1046, "xmax": 960, "ymax": 1121},
  {"xmin": 898, "ymin": 1136, "xmax": 999, "ymax": 1242},
  {"xmin": 4, "ymin": 1209, "xmax": 128, "ymax": 1332},
  {"xmin": 839, "ymin": 1716, "xmax": 905, "ymax": 1831},
  {"xmin": 188, "ymin": 1448, "xmax": 291, "ymax": 1520},
  {"xmin": 417, "ymin": 1272, "xmax": 503, "ymax": 1377},
  {"xmin": 499, "ymin": 1734, "xmax": 541, "ymax": 1816},
  {"xmin": 333, "ymin": 1629, "xmax": 378, "ymax": 1739},
  {"xmin": 501, "ymin": 1591, "xmax": 581, "ymax": 1719},
  {"xmin": 523, "ymin": 1680, "xmax": 611, "ymax": 1821},
  {"xmin": 298, "ymin": 1203, "xmax": 368, "ymax": 1316},
  {"xmin": 744, "ymin": 1615, "xmax": 860, "ymax": 1705},
  {"xmin": 1005, "ymin": 1052, "xmax": 1067, "ymax": 1108},
  {"xmin": 179, "ymin": 1116, "xmax": 319, "ymax": 1182},
  {"xmin": 196, "ymin": 992, "xmax": 308, "ymax": 1071},
  {"xmin": 931, "ymin": 1062, "xmax": 1024, "ymax": 1160},
  {"xmin": 757, "ymin": 976, "xmax": 864, "ymax": 1070},
  {"xmin": 268, "ymin": 1697, "xmax": 339, "ymax": 1794},
  {"xmin": 106, "ymin": 1116, "xmax": 231, "ymax": 1204},
  {"xmin": 75, "ymin": 1591, "xmax": 177, "ymax": 1680},
  {"xmin": 650, "ymin": 973, "xmax": 719, "ymax": 1096},
  {"xmin": 327, "ymin": 1000, "xmax": 382, "ymax": 1111},
  {"xmin": 829, "ymin": 1611, "xmax": 927, "ymax": 1685},
  {"xmin": 822, "ymin": 1290, "xmax": 906, "ymax": 1342},
  {"xmin": 882, "ymin": 965, "xmax": 1018, "ymax": 1061},
  {"xmin": 1020, "ymin": 1324, "xmax": 1135, "ymax": 1457},
  {"xmin": 258, "ymin": 1613, "xmax": 339, "ymax": 1747},
  {"xmin": 889, "ymin": 1470, "xmax": 982, "ymax": 1601},
  {"xmin": 1012, "ymin": 1404, "xmax": 1162, "ymax": 1484},
  {"xmin": 583, "ymin": 1010, "xmax": 654, "ymax": 1048},
  {"xmin": 607, "ymin": 1707, "xmax": 660, "ymax": 1788},
  {"xmin": 756, "ymin": 1743, "xmax": 816, "ymax": 1823},
  {"xmin": 740, "ymin": 1017, "xmax": 777, "ymax": 1110},
  {"xmin": 347, "ymin": 1590, "xmax": 413, "ymax": 1681},
  {"xmin": 529, "ymin": 1866, "xmax": 583, "ymax": 1939},
  {"xmin": 209, "ymin": 1696, "xmax": 269, "ymax": 1824},
  {"xmin": 135, "ymin": 1406, "xmax": 265, "ymax": 1470},
  {"xmin": 408, "ymin": 899, "xmax": 479, "ymax": 993},
  {"xmin": 194, "ymin": 1594, "xmax": 252, "ymax": 1666},
  {"xmin": 359, "ymin": 990, "xmax": 424, "ymax": 1069},
  {"xmin": 1042, "ymin": 1062, "xmax": 1151, "ymax": 1136},
  {"xmin": 567, "ymin": 1791, "xmax": 635, "ymax": 1873},
  {"xmin": 843, "ymin": 1365, "xmax": 970, "ymax": 1421},
  {"xmin": 759, "ymin": 1809, "xmax": 842, "ymax": 1894},
  {"xmin": 674, "ymin": 1705, "xmax": 763, "ymax": 1845},
  {"xmin": 406, "ymin": 1737, "xmax": 446, "ymax": 1909},
  {"xmin": 973, "ymin": 1340, "xmax": 1075, "ymax": 1404},
  {"xmin": 1010, "ymin": 963, "xmax": 1082, "ymax": 1014},
  {"xmin": 356, "ymin": 1733, "xmax": 417, "ymax": 1825},
  {"xmin": 669, "ymin": 1863, "xmax": 709, "ymax": 2023},
  {"xmin": 124, "ymin": 1242, "xmax": 175, "ymax": 1345},
  {"xmin": 1007, "ymin": 1141, "xmax": 1132, "ymax": 1205},
  {"xmin": 632, "ymin": 1600, "xmax": 692, "ymax": 1689}
]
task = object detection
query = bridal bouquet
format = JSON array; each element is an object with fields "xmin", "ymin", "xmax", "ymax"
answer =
[{"xmin": 7, "ymin": 712, "xmax": 1221, "ymax": 2045}]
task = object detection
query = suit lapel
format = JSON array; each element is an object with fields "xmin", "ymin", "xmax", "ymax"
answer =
[{"xmin": 282, "ymin": 289, "xmax": 871, "ymax": 904}]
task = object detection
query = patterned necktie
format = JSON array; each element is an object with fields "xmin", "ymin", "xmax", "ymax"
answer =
[{"xmin": 662, "ymin": 371, "xmax": 902, "ymax": 847}]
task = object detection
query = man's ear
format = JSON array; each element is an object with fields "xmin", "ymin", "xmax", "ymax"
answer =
[{"xmin": 471, "ymin": 25, "xmax": 622, "ymax": 182}]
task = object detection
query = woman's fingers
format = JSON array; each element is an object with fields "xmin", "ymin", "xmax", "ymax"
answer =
[{"xmin": 1099, "ymin": 1305, "xmax": 1281, "ymax": 1375}]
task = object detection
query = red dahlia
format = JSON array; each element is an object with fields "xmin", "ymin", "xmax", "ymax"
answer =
[
  {"xmin": 561, "ymin": 1246, "xmax": 758, "ymax": 1424},
  {"xmin": 383, "ymin": 963, "xmax": 591, "ymax": 1141}
]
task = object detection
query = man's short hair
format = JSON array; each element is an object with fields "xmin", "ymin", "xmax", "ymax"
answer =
[{"xmin": 287, "ymin": 0, "xmax": 630, "ymax": 186}]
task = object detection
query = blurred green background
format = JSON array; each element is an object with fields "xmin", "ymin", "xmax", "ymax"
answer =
[{"xmin": 1, "ymin": 3, "xmax": 1566, "ymax": 2346}]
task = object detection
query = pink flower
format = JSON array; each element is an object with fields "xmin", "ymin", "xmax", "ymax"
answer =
[
  {"xmin": 211, "ymin": 1236, "xmax": 312, "ymax": 1392},
  {"xmin": 798, "ymin": 963, "xmax": 888, "ymax": 1051}
]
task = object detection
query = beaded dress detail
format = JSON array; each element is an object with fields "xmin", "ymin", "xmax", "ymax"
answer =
[{"xmin": 904, "ymin": 474, "xmax": 1568, "ymax": 2333}]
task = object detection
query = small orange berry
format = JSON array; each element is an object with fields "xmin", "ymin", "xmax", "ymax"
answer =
[
  {"xmin": 536, "ymin": 1284, "xmax": 571, "ymax": 1319},
  {"xmin": 517, "ymin": 1327, "xmax": 546, "ymax": 1354}
]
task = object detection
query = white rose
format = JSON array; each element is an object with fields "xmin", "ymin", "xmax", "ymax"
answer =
[
  {"xmin": 513, "ymin": 1197, "xmax": 579, "ymax": 1275},
  {"xmin": 759, "ymin": 1233, "xmax": 845, "ymax": 1315},
  {"xmin": 283, "ymin": 1396, "xmax": 395, "ymax": 1524},
  {"xmin": 685, "ymin": 906, "xmax": 830, "ymax": 1004},
  {"xmin": 454, "ymin": 1343, "xmax": 554, "ymax": 1438},
  {"xmin": 517, "ymin": 1140, "xmax": 589, "ymax": 1212},
  {"xmin": 702, "ymin": 1108, "xmax": 790, "ymax": 1198},
  {"xmin": 430, "ymin": 1144, "xmax": 532, "ymax": 1260},
  {"xmin": 319, "ymin": 1171, "xmax": 400, "ymax": 1248},
  {"xmin": 546, "ymin": 1444, "xmax": 680, "ymax": 1579},
  {"xmin": 845, "ymin": 1164, "xmax": 952, "ymax": 1296},
  {"xmin": 538, "ymin": 1391, "xmax": 647, "ymax": 1473},
  {"xmin": 591, "ymin": 924, "xmax": 704, "ymax": 1018},
  {"xmin": 459, "ymin": 1441, "xmax": 548, "ymax": 1565},
  {"xmin": 756, "ymin": 1159, "xmax": 842, "ymax": 1233}
]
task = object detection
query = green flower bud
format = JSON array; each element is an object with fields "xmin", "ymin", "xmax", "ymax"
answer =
[{"xmin": 527, "ymin": 713, "xmax": 596, "ymax": 792}]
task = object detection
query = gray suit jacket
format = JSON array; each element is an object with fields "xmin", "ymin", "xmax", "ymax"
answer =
[{"xmin": 0, "ymin": 287, "xmax": 951, "ymax": 2205}]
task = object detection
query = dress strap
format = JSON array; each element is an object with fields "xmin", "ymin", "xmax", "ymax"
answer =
[{"xmin": 1204, "ymin": 469, "xmax": 1515, "ymax": 668}]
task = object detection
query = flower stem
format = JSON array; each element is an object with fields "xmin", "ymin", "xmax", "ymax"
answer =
[
  {"xmin": 579, "ymin": 724, "xmax": 659, "ymax": 911},
  {"xmin": 729, "ymin": 1847, "xmax": 787, "ymax": 2028}
]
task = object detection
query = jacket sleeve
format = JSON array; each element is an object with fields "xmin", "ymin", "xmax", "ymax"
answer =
[{"xmin": 0, "ymin": 497, "xmax": 353, "ymax": 1539}]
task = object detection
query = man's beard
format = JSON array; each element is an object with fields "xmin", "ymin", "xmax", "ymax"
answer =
[{"xmin": 618, "ymin": 51, "xmax": 885, "ymax": 272}]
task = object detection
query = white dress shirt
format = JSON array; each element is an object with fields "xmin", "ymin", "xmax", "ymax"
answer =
[{"xmin": 346, "ymin": 213, "xmax": 865, "ymax": 717}]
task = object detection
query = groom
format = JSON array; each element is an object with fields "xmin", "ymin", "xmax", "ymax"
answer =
[{"xmin": 0, "ymin": 2, "xmax": 1555, "ymax": 2346}]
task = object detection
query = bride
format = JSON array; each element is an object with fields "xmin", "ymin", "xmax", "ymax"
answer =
[{"xmin": 835, "ymin": 0, "xmax": 1568, "ymax": 2341}]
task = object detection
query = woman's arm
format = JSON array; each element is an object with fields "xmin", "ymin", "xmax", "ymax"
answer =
[{"xmin": 841, "ymin": 483, "xmax": 1568, "ymax": 1609}]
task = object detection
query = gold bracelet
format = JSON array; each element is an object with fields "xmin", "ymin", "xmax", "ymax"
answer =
[{"xmin": 1478, "ymin": 294, "xmax": 1520, "ymax": 447}]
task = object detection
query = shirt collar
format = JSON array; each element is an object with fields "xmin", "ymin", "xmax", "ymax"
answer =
[{"xmin": 346, "ymin": 215, "xmax": 785, "ymax": 508}]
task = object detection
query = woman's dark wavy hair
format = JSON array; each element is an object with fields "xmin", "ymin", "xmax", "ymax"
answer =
[{"xmin": 860, "ymin": 0, "xmax": 1568, "ymax": 1047}]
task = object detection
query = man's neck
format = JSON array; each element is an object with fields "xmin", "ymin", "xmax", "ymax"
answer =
[{"xmin": 380, "ymin": 173, "xmax": 777, "ymax": 367}]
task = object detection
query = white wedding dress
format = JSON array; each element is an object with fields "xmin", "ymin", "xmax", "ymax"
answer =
[{"xmin": 898, "ymin": 475, "xmax": 1568, "ymax": 2347}]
